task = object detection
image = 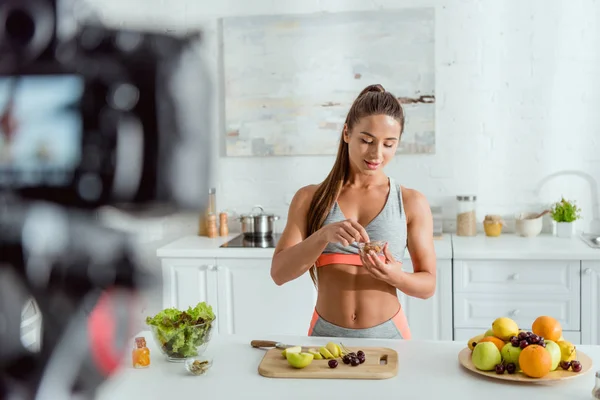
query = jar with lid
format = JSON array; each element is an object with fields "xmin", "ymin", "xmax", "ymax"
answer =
[
  {"xmin": 593, "ymin": 370, "xmax": 600, "ymax": 399},
  {"xmin": 456, "ymin": 195, "xmax": 477, "ymax": 236}
]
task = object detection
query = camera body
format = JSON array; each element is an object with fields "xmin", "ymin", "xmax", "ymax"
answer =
[
  {"xmin": 0, "ymin": 0, "xmax": 212, "ymax": 211},
  {"xmin": 0, "ymin": 1, "xmax": 213, "ymax": 398}
]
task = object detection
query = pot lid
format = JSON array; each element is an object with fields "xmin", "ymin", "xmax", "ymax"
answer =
[{"xmin": 240, "ymin": 205, "xmax": 277, "ymax": 217}]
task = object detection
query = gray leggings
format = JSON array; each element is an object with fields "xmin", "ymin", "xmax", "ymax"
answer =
[{"xmin": 309, "ymin": 313, "xmax": 405, "ymax": 339}]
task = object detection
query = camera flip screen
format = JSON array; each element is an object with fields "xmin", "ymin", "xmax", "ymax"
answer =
[{"xmin": 0, "ymin": 74, "xmax": 84, "ymax": 188}]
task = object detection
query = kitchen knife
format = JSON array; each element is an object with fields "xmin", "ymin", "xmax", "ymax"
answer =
[{"xmin": 250, "ymin": 340, "xmax": 312, "ymax": 352}]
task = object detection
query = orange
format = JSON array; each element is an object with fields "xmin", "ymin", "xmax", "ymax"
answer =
[
  {"xmin": 519, "ymin": 344, "xmax": 552, "ymax": 378},
  {"xmin": 478, "ymin": 336, "xmax": 506, "ymax": 352},
  {"xmin": 532, "ymin": 316, "xmax": 562, "ymax": 342}
]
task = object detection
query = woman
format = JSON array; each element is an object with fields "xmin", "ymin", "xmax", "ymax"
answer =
[{"xmin": 270, "ymin": 84, "xmax": 436, "ymax": 339}]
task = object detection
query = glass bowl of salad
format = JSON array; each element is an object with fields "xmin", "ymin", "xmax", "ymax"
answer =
[{"xmin": 146, "ymin": 302, "xmax": 216, "ymax": 362}]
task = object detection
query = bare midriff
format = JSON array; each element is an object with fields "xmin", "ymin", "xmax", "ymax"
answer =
[{"xmin": 314, "ymin": 263, "xmax": 400, "ymax": 329}]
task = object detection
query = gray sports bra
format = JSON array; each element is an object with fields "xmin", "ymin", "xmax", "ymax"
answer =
[{"xmin": 321, "ymin": 177, "xmax": 408, "ymax": 262}]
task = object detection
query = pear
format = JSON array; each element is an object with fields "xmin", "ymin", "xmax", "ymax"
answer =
[
  {"xmin": 326, "ymin": 342, "xmax": 341, "ymax": 358},
  {"xmin": 472, "ymin": 342, "xmax": 501, "ymax": 371},
  {"xmin": 308, "ymin": 348, "xmax": 323, "ymax": 360},
  {"xmin": 319, "ymin": 346, "xmax": 335, "ymax": 359},
  {"xmin": 281, "ymin": 346, "xmax": 302, "ymax": 358},
  {"xmin": 286, "ymin": 352, "xmax": 314, "ymax": 369}
]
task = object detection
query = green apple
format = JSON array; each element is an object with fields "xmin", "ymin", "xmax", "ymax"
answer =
[
  {"xmin": 472, "ymin": 342, "xmax": 501, "ymax": 371},
  {"xmin": 308, "ymin": 348, "xmax": 323, "ymax": 360},
  {"xmin": 501, "ymin": 343, "xmax": 522, "ymax": 369},
  {"xmin": 286, "ymin": 352, "xmax": 314, "ymax": 369},
  {"xmin": 484, "ymin": 328, "xmax": 495, "ymax": 338},
  {"xmin": 544, "ymin": 340, "xmax": 561, "ymax": 371},
  {"xmin": 281, "ymin": 346, "xmax": 301, "ymax": 358},
  {"xmin": 319, "ymin": 346, "xmax": 335, "ymax": 359}
]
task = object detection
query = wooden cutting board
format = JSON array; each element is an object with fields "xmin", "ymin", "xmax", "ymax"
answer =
[{"xmin": 257, "ymin": 346, "xmax": 398, "ymax": 379}]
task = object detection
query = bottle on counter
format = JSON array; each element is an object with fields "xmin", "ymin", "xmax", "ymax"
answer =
[
  {"xmin": 219, "ymin": 212, "xmax": 229, "ymax": 237},
  {"xmin": 206, "ymin": 213, "xmax": 218, "ymax": 238},
  {"xmin": 198, "ymin": 188, "xmax": 217, "ymax": 236},
  {"xmin": 593, "ymin": 371, "xmax": 600, "ymax": 399},
  {"xmin": 456, "ymin": 195, "xmax": 477, "ymax": 236},
  {"xmin": 132, "ymin": 337, "xmax": 150, "ymax": 368}
]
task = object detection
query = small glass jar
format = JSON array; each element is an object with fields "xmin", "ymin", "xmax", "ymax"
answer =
[
  {"xmin": 456, "ymin": 195, "xmax": 477, "ymax": 236},
  {"xmin": 592, "ymin": 371, "xmax": 600, "ymax": 399},
  {"xmin": 132, "ymin": 337, "xmax": 150, "ymax": 368}
]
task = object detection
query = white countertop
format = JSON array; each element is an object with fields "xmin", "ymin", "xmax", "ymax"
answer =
[
  {"xmin": 156, "ymin": 234, "xmax": 454, "ymax": 259},
  {"xmin": 96, "ymin": 331, "xmax": 600, "ymax": 400},
  {"xmin": 452, "ymin": 234, "xmax": 600, "ymax": 261}
]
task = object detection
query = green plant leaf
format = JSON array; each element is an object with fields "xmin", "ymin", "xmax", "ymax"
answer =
[{"xmin": 550, "ymin": 197, "xmax": 582, "ymax": 223}]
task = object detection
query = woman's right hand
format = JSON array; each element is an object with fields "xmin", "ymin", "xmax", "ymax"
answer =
[{"xmin": 317, "ymin": 219, "xmax": 370, "ymax": 247}]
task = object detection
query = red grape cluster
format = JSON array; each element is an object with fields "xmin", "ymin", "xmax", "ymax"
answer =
[
  {"xmin": 329, "ymin": 350, "xmax": 366, "ymax": 368},
  {"xmin": 560, "ymin": 360, "xmax": 582, "ymax": 372},
  {"xmin": 495, "ymin": 362, "xmax": 517, "ymax": 375},
  {"xmin": 511, "ymin": 331, "xmax": 545, "ymax": 349}
]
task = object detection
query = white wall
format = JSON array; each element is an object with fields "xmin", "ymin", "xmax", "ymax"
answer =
[{"xmin": 85, "ymin": 0, "xmax": 600, "ymax": 317}]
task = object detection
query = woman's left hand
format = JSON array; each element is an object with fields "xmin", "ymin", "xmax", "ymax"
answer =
[{"xmin": 360, "ymin": 243, "xmax": 404, "ymax": 284}]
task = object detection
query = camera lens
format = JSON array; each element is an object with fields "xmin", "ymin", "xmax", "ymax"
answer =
[
  {"xmin": 0, "ymin": 0, "xmax": 55, "ymax": 64},
  {"xmin": 5, "ymin": 8, "xmax": 35, "ymax": 47}
]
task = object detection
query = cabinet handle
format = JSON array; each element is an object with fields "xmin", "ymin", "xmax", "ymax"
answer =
[
  {"xmin": 509, "ymin": 309, "xmax": 520, "ymax": 317},
  {"xmin": 510, "ymin": 273, "xmax": 519, "ymax": 280},
  {"xmin": 584, "ymin": 268, "xmax": 592, "ymax": 275}
]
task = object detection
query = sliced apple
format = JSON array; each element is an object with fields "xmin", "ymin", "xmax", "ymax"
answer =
[
  {"xmin": 326, "ymin": 342, "xmax": 341, "ymax": 358},
  {"xmin": 319, "ymin": 346, "xmax": 335, "ymax": 359},
  {"xmin": 308, "ymin": 348, "xmax": 323, "ymax": 360},
  {"xmin": 281, "ymin": 346, "xmax": 302, "ymax": 358},
  {"xmin": 286, "ymin": 352, "xmax": 314, "ymax": 369}
]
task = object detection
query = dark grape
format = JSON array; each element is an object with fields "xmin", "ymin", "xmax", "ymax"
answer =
[
  {"xmin": 328, "ymin": 360, "xmax": 338, "ymax": 368},
  {"xmin": 518, "ymin": 332, "xmax": 528, "ymax": 341},
  {"xmin": 538, "ymin": 341, "xmax": 546, "ymax": 348},
  {"xmin": 356, "ymin": 350, "xmax": 365, "ymax": 358},
  {"xmin": 350, "ymin": 357, "xmax": 360, "ymax": 366},
  {"xmin": 530, "ymin": 335, "xmax": 540, "ymax": 344},
  {"xmin": 342, "ymin": 355, "xmax": 351, "ymax": 364},
  {"xmin": 519, "ymin": 340, "xmax": 529, "ymax": 350},
  {"xmin": 509, "ymin": 336, "xmax": 517, "ymax": 342},
  {"xmin": 510, "ymin": 338, "xmax": 520, "ymax": 347},
  {"xmin": 505, "ymin": 363, "xmax": 516, "ymax": 374},
  {"xmin": 571, "ymin": 361, "xmax": 582, "ymax": 372},
  {"xmin": 495, "ymin": 364, "xmax": 505, "ymax": 374},
  {"xmin": 358, "ymin": 355, "xmax": 366, "ymax": 364},
  {"xmin": 347, "ymin": 352, "xmax": 357, "ymax": 358},
  {"xmin": 560, "ymin": 361, "xmax": 571, "ymax": 370}
]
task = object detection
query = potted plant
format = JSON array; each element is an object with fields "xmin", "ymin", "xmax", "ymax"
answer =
[{"xmin": 550, "ymin": 197, "xmax": 582, "ymax": 238}]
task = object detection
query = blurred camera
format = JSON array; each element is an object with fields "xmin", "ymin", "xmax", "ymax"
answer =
[{"xmin": 0, "ymin": 0, "xmax": 212, "ymax": 211}]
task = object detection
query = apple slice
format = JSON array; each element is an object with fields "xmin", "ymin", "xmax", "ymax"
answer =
[
  {"xmin": 319, "ymin": 346, "xmax": 335, "ymax": 359},
  {"xmin": 281, "ymin": 346, "xmax": 302, "ymax": 358}
]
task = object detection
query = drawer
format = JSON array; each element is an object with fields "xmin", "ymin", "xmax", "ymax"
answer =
[
  {"xmin": 453, "ymin": 260, "xmax": 580, "ymax": 295},
  {"xmin": 454, "ymin": 328, "xmax": 582, "ymax": 345},
  {"xmin": 454, "ymin": 292, "xmax": 580, "ymax": 331}
]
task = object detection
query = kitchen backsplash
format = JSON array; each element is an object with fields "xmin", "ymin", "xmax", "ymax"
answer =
[{"xmin": 89, "ymin": 0, "xmax": 599, "ymax": 240}]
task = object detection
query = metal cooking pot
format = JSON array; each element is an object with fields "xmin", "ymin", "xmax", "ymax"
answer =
[{"xmin": 238, "ymin": 205, "xmax": 280, "ymax": 238}]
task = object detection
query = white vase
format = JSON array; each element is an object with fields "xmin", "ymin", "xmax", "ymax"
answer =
[{"xmin": 556, "ymin": 222, "xmax": 574, "ymax": 238}]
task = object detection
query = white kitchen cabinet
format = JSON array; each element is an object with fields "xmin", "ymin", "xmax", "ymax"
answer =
[
  {"xmin": 452, "ymin": 259, "xmax": 581, "ymax": 339},
  {"xmin": 399, "ymin": 258, "xmax": 453, "ymax": 341},
  {"xmin": 581, "ymin": 261, "xmax": 600, "ymax": 345},
  {"xmin": 215, "ymin": 258, "xmax": 317, "ymax": 337},
  {"xmin": 161, "ymin": 257, "xmax": 218, "ymax": 312}
]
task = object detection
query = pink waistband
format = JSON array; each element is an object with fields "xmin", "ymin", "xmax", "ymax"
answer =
[{"xmin": 315, "ymin": 253, "xmax": 386, "ymax": 268}]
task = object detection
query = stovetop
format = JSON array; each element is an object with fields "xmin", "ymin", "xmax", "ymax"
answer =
[{"xmin": 220, "ymin": 233, "xmax": 283, "ymax": 248}]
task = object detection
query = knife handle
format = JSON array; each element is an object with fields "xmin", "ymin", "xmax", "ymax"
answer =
[{"xmin": 251, "ymin": 340, "xmax": 278, "ymax": 348}]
